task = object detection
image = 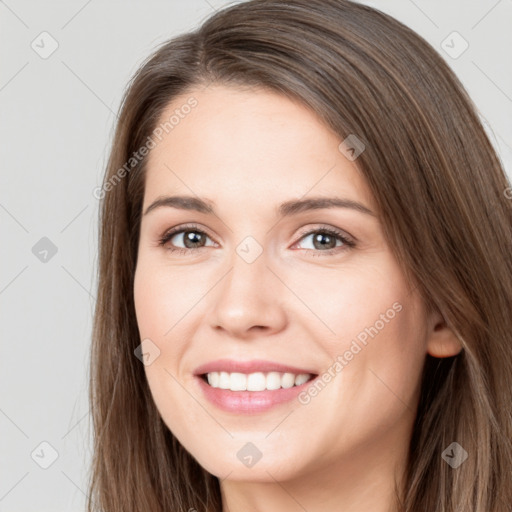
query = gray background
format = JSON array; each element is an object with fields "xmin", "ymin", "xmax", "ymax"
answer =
[{"xmin": 1, "ymin": 0, "xmax": 511, "ymax": 510}]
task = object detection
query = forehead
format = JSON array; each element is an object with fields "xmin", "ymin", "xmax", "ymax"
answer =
[{"xmin": 143, "ymin": 84, "xmax": 374, "ymax": 213}]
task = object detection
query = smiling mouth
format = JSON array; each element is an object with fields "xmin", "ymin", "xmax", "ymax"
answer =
[{"xmin": 200, "ymin": 371, "xmax": 317, "ymax": 391}]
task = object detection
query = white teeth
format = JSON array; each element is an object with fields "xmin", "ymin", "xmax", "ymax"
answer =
[
  {"xmin": 205, "ymin": 371, "xmax": 313, "ymax": 391},
  {"xmin": 247, "ymin": 372, "xmax": 266, "ymax": 391},
  {"xmin": 281, "ymin": 373, "xmax": 295, "ymax": 388},
  {"xmin": 294, "ymin": 373, "xmax": 310, "ymax": 386},
  {"xmin": 218, "ymin": 371, "xmax": 230, "ymax": 389},
  {"xmin": 230, "ymin": 372, "xmax": 247, "ymax": 391},
  {"xmin": 266, "ymin": 371, "xmax": 282, "ymax": 390},
  {"xmin": 207, "ymin": 372, "xmax": 219, "ymax": 387}
]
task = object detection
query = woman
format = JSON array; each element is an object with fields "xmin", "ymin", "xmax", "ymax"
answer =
[{"xmin": 87, "ymin": 1, "xmax": 512, "ymax": 510}]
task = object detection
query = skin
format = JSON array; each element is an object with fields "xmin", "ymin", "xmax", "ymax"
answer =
[{"xmin": 133, "ymin": 84, "xmax": 462, "ymax": 512}]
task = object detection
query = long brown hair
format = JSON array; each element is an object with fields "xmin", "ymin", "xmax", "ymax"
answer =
[{"xmin": 87, "ymin": 1, "xmax": 512, "ymax": 510}]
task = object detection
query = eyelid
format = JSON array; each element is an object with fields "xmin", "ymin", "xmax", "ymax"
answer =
[
  {"xmin": 158, "ymin": 222, "xmax": 218, "ymax": 246},
  {"xmin": 290, "ymin": 225, "xmax": 356, "ymax": 255},
  {"xmin": 293, "ymin": 223, "xmax": 356, "ymax": 244}
]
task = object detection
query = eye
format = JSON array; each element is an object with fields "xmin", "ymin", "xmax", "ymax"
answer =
[
  {"xmin": 158, "ymin": 223, "xmax": 356, "ymax": 256},
  {"xmin": 158, "ymin": 223, "xmax": 216, "ymax": 254},
  {"xmin": 292, "ymin": 226, "xmax": 356, "ymax": 256}
]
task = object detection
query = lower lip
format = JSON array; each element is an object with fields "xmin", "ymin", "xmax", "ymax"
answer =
[{"xmin": 195, "ymin": 375, "xmax": 317, "ymax": 414}]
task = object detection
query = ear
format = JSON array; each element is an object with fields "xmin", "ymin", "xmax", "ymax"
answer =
[{"xmin": 426, "ymin": 311, "xmax": 463, "ymax": 358}]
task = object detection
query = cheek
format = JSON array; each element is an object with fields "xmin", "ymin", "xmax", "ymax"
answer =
[
  {"xmin": 291, "ymin": 280, "xmax": 427, "ymax": 469},
  {"xmin": 293, "ymin": 256, "xmax": 427, "ymax": 414},
  {"xmin": 321, "ymin": 281, "xmax": 426, "ymax": 423},
  {"xmin": 133, "ymin": 258, "xmax": 199, "ymax": 345},
  {"xmin": 288, "ymin": 254, "xmax": 419, "ymax": 352},
  {"xmin": 133, "ymin": 257, "xmax": 210, "ymax": 390},
  {"xmin": 134, "ymin": 262, "xmax": 209, "ymax": 444},
  {"xmin": 133, "ymin": 262, "xmax": 188, "ymax": 392}
]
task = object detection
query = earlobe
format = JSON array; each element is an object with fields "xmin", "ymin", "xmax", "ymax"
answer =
[{"xmin": 426, "ymin": 316, "xmax": 463, "ymax": 358}]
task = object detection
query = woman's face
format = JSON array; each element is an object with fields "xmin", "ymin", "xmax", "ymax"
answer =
[{"xmin": 133, "ymin": 84, "xmax": 457, "ymax": 483}]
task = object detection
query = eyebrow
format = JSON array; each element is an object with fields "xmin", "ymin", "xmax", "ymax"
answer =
[{"xmin": 143, "ymin": 195, "xmax": 376, "ymax": 217}]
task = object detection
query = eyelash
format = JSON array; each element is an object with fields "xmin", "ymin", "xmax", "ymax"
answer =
[{"xmin": 157, "ymin": 223, "xmax": 356, "ymax": 256}]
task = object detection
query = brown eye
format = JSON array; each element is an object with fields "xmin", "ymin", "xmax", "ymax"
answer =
[
  {"xmin": 293, "ymin": 227, "xmax": 356, "ymax": 256},
  {"xmin": 158, "ymin": 224, "xmax": 216, "ymax": 253},
  {"xmin": 173, "ymin": 230, "xmax": 207, "ymax": 249},
  {"xmin": 310, "ymin": 232, "xmax": 338, "ymax": 250}
]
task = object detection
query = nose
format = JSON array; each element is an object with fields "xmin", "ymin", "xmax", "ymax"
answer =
[{"xmin": 208, "ymin": 249, "xmax": 288, "ymax": 339}]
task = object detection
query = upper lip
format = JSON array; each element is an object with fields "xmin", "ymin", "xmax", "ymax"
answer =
[{"xmin": 194, "ymin": 359, "xmax": 317, "ymax": 376}]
